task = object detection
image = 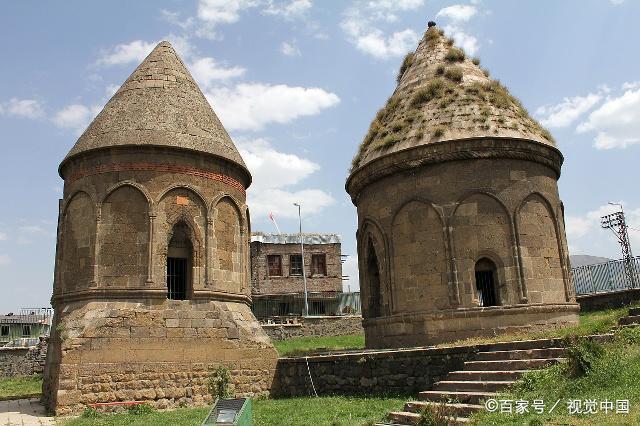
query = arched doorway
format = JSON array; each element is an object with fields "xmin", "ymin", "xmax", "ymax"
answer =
[
  {"xmin": 167, "ymin": 222, "xmax": 193, "ymax": 300},
  {"xmin": 475, "ymin": 258, "xmax": 499, "ymax": 307},
  {"xmin": 367, "ymin": 240, "xmax": 381, "ymax": 318}
]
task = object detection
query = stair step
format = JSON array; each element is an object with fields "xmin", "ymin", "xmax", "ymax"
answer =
[
  {"xmin": 434, "ymin": 380, "xmax": 515, "ymax": 392},
  {"xmin": 419, "ymin": 390, "xmax": 495, "ymax": 404},
  {"xmin": 473, "ymin": 337, "xmax": 563, "ymax": 352},
  {"xmin": 386, "ymin": 411, "xmax": 469, "ymax": 425},
  {"xmin": 628, "ymin": 307, "xmax": 640, "ymax": 316},
  {"xmin": 405, "ymin": 400, "xmax": 483, "ymax": 417},
  {"xmin": 474, "ymin": 348, "xmax": 565, "ymax": 361},
  {"xmin": 619, "ymin": 315, "xmax": 640, "ymax": 326},
  {"xmin": 463, "ymin": 357, "xmax": 565, "ymax": 371},
  {"xmin": 446, "ymin": 370, "xmax": 527, "ymax": 381}
]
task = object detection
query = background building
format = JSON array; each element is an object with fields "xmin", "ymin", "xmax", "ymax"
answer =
[
  {"xmin": 0, "ymin": 308, "xmax": 52, "ymax": 346},
  {"xmin": 250, "ymin": 233, "xmax": 348, "ymax": 318}
]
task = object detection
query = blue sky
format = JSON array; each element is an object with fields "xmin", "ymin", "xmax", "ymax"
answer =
[{"xmin": 1, "ymin": 0, "xmax": 639, "ymax": 312}]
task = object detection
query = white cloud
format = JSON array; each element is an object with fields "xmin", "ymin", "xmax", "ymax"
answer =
[
  {"xmin": 239, "ymin": 138, "xmax": 319, "ymax": 191},
  {"xmin": 197, "ymin": 0, "xmax": 259, "ymax": 24},
  {"xmin": 205, "ymin": 83, "xmax": 339, "ymax": 131},
  {"xmin": 96, "ymin": 40, "xmax": 156, "ymax": 67},
  {"xmin": 280, "ymin": 41, "xmax": 301, "ymax": 56},
  {"xmin": 248, "ymin": 188, "xmax": 334, "ymax": 219},
  {"xmin": 189, "ymin": 57, "xmax": 246, "ymax": 88},
  {"xmin": 535, "ymin": 93, "xmax": 602, "ymax": 128},
  {"xmin": 52, "ymin": 104, "xmax": 101, "ymax": 135},
  {"xmin": 610, "ymin": 0, "xmax": 624, "ymax": 4},
  {"xmin": 577, "ymin": 88, "xmax": 640, "ymax": 149},
  {"xmin": 0, "ymin": 255, "xmax": 11, "ymax": 266},
  {"xmin": 1, "ymin": 98, "xmax": 44, "ymax": 119},
  {"xmin": 443, "ymin": 25, "xmax": 479, "ymax": 55},
  {"xmin": 0, "ymin": 232, "xmax": 7, "ymax": 241},
  {"xmin": 341, "ymin": 1, "xmax": 423, "ymax": 59},
  {"xmin": 622, "ymin": 81, "xmax": 640, "ymax": 90},
  {"xmin": 264, "ymin": 0, "xmax": 312, "ymax": 19},
  {"xmin": 437, "ymin": 4, "xmax": 477, "ymax": 22}
]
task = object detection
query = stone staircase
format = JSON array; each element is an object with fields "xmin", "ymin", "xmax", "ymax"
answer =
[
  {"xmin": 379, "ymin": 339, "xmax": 568, "ymax": 425},
  {"xmin": 618, "ymin": 306, "xmax": 640, "ymax": 328}
]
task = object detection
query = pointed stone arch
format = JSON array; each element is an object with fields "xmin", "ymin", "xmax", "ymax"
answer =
[
  {"xmin": 212, "ymin": 196, "xmax": 243, "ymax": 293},
  {"xmin": 391, "ymin": 199, "xmax": 449, "ymax": 312},
  {"xmin": 59, "ymin": 191, "xmax": 96, "ymax": 293},
  {"xmin": 98, "ymin": 184, "xmax": 150, "ymax": 288},
  {"xmin": 515, "ymin": 192, "xmax": 567, "ymax": 303},
  {"xmin": 452, "ymin": 191, "xmax": 518, "ymax": 307},
  {"xmin": 358, "ymin": 218, "xmax": 390, "ymax": 317}
]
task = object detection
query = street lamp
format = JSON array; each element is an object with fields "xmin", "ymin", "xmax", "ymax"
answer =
[{"xmin": 293, "ymin": 203, "xmax": 309, "ymax": 316}]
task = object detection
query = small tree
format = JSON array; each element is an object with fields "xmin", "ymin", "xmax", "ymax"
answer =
[{"xmin": 207, "ymin": 365, "xmax": 233, "ymax": 400}]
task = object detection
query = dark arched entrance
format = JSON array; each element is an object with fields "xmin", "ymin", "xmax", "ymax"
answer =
[
  {"xmin": 367, "ymin": 239, "xmax": 381, "ymax": 318},
  {"xmin": 167, "ymin": 222, "xmax": 193, "ymax": 300},
  {"xmin": 475, "ymin": 258, "xmax": 499, "ymax": 307}
]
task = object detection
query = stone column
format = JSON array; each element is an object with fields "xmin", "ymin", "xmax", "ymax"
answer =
[{"xmin": 146, "ymin": 210, "xmax": 156, "ymax": 285}]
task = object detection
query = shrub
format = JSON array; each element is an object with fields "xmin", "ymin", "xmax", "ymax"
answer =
[
  {"xmin": 433, "ymin": 127, "xmax": 445, "ymax": 138},
  {"xmin": 416, "ymin": 402, "xmax": 456, "ymax": 426},
  {"xmin": 424, "ymin": 28, "xmax": 441, "ymax": 44},
  {"xmin": 397, "ymin": 52, "xmax": 414, "ymax": 83},
  {"xmin": 472, "ymin": 57, "xmax": 480, "ymax": 66},
  {"xmin": 207, "ymin": 365, "xmax": 233, "ymax": 400},
  {"xmin": 128, "ymin": 403, "xmax": 154, "ymax": 415},
  {"xmin": 435, "ymin": 65, "xmax": 445, "ymax": 75},
  {"xmin": 444, "ymin": 67, "xmax": 463, "ymax": 83},
  {"xmin": 445, "ymin": 47, "xmax": 465, "ymax": 62},
  {"xmin": 565, "ymin": 338, "xmax": 605, "ymax": 377},
  {"xmin": 391, "ymin": 121, "xmax": 405, "ymax": 132},
  {"xmin": 81, "ymin": 407, "xmax": 100, "ymax": 418}
]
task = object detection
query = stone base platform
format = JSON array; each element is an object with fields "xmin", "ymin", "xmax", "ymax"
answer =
[
  {"xmin": 363, "ymin": 303, "xmax": 580, "ymax": 348},
  {"xmin": 42, "ymin": 300, "xmax": 278, "ymax": 415}
]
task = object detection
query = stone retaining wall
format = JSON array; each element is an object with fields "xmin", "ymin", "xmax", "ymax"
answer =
[
  {"xmin": 261, "ymin": 316, "xmax": 363, "ymax": 340},
  {"xmin": 272, "ymin": 345, "xmax": 475, "ymax": 397},
  {"xmin": 577, "ymin": 289, "xmax": 640, "ymax": 312},
  {"xmin": 0, "ymin": 338, "xmax": 48, "ymax": 377}
]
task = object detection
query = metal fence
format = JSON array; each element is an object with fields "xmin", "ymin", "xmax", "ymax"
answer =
[
  {"xmin": 572, "ymin": 257, "xmax": 640, "ymax": 295},
  {"xmin": 252, "ymin": 292, "xmax": 361, "ymax": 319}
]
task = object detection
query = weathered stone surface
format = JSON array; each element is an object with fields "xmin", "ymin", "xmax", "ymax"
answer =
[
  {"xmin": 0, "ymin": 338, "xmax": 48, "ymax": 378},
  {"xmin": 262, "ymin": 316, "xmax": 363, "ymax": 340}
]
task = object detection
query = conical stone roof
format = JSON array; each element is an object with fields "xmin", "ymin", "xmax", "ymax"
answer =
[
  {"xmin": 60, "ymin": 41, "xmax": 248, "ymax": 175},
  {"xmin": 351, "ymin": 24, "xmax": 555, "ymax": 170}
]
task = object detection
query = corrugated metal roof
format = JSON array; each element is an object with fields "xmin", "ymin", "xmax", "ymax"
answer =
[{"xmin": 251, "ymin": 232, "xmax": 341, "ymax": 245}]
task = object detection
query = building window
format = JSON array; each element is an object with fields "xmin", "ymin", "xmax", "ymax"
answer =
[
  {"xmin": 1, "ymin": 325, "xmax": 8, "ymax": 337},
  {"xmin": 167, "ymin": 222, "xmax": 192, "ymax": 301},
  {"xmin": 312, "ymin": 254, "xmax": 327, "ymax": 276},
  {"xmin": 267, "ymin": 255, "xmax": 282, "ymax": 276},
  {"xmin": 290, "ymin": 254, "xmax": 303, "ymax": 276},
  {"xmin": 22, "ymin": 325, "xmax": 31, "ymax": 337}
]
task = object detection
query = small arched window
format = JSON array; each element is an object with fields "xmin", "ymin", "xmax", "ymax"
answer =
[
  {"xmin": 367, "ymin": 239, "xmax": 382, "ymax": 318},
  {"xmin": 475, "ymin": 258, "xmax": 499, "ymax": 307},
  {"xmin": 167, "ymin": 222, "xmax": 192, "ymax": 300}
]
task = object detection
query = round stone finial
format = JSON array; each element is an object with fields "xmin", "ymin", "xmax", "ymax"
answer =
[{"xmin": 428, "ymin": 21, "xmax": 436, "ymax": 28}]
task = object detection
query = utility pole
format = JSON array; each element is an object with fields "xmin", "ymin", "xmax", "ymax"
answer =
[
  {"xmin": 601, "ymin": 202, "xmax": 637, "ymax": 288},
  {"xmin": 293, "ymin": 203, "xmax": 309, "ymax": 316}
]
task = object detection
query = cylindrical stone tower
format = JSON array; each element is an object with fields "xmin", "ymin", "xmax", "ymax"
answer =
[
  {"xmin": 43, "ymin": 42, "xmax": 277, "ymax": 414},
  {"xmin": 346, "ymin": 23, "xmax": 579, "ymax": 348}
]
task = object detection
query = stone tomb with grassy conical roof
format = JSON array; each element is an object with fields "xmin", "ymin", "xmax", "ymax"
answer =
[
  {"xmin": 43, "ymin": 41, "xmax": 278, "ymax": 414},
  {"xmin": 346, "ymin": 23, "xmax": 579, "ymax": 348}
]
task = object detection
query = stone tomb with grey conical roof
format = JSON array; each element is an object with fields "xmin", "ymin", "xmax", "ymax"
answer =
[
  {"xmin": 346, "ymin": 23, "xmax": 579, "ymax": 349},
  {"xmin": 43, "ymin": 41, "xmax": 277, "ymax": 414}
]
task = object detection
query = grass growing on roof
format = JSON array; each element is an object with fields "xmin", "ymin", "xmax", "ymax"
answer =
[
  {"xmin": 397, "ymin": 52, "xmax": 414, "ymax": 83},
  {"xmin": 0, "ymin": 375, "xmax": 42, "ymax": 399},
  {"xmin": 444, "ymin": 66, "xmax": 463, "ymax": 83},
  {"xmin": 445, "ymin": 47, "xmax": 465, "ymax": 62}
]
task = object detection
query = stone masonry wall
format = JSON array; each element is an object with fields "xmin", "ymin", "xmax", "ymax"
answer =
[
  {"xmin": 251, "ymin": 242, "xmax": 342, "ymax": 294},
  {"xmin": 272, "ymin": 345, "xmax": 476, "ymax": 397},
  {"xmin": 262, "ymin": 316, "xmax": 363, "ymax": 340},
  {"xmin": 0, "ymin": 338, "xmax": 48, "ymax": 377}
]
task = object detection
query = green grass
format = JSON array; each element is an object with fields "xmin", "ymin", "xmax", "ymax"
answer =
[
  {"xmin": 62, "ymin": 396, "xmax": 406, "ymax": 426},
  {"xmin": 470, "ymin": 327, "xmax": 640, "ymax": 425},
  {"xmin": 0, "ymin": 375, "xmax": 42, "ymax": 399},
  {"xmin": 273, "ymin": 334, "xmax": 365, "ymax": 357}
]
